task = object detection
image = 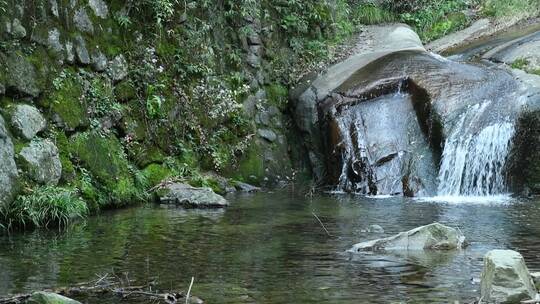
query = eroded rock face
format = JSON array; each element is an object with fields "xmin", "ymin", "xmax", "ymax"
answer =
[
  {"xmin": 0, "ymin": 115, "xmax": 19, "ymax": 207},
  {"xmin": 348, "ymin": 223, "xmax": 466, "ymax": 253},
  {"xmin": 484, "ymin": 31, "xmax": 540, "ymax": 72},
  {"xmin": 291, "ymin": 24, "xmax": 425, "ymax": 182},
  {"xmin": 480, "ymin": 250, "xmax": 537, "ymax": 304},
  {"xmin": 27, "ymin": 291, "xmax": 82, "ymax": 304},
  {"xmin": 10, "ymin": 104, "xmax": 47, "ymax": 140},
  {"xmin": 19, "ymin": 139, "xmax": 62, "ymax": 185},
  {"xmin": 158, "ymin": 183, "xmax": 229, "ymax": 208},
  {"xmin": 324, "ymin": 90, "xmax": 438, "ymax": 195}
]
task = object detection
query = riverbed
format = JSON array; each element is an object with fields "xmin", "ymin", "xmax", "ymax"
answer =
[{"xmin": 1, "ymin": 192, "xmax": 539, "ymax": 303}]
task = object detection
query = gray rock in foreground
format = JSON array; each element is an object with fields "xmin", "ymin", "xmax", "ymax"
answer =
[
  {"xmin": 19, "ymin": 139, "xmax": 62, "ymax": 185},
  {"xmin": 481, "ymin": 250, "xmax": 537, "ymax": 304},
  {"xmin": 10, "ymin": 104, "xmax": 47, "ymax": 140},
  {"xmin": 348, "ymin": 222, "xmax": 465, "ymax": 252},
  {"xmin": 159, "ymin": 183, "xmax": 229, "ymax": 208},
  {"xmin": 0, "ymin": 115, "xmax": 19, "ymax": 207},
  {"xmin": 27, "ymin": 291, "xmax": 81, "ymax": 304}
]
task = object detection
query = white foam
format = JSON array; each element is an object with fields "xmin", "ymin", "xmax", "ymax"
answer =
[{"xmin": 414, "ymin": 194, "xmax": 514, "ymax": 205}]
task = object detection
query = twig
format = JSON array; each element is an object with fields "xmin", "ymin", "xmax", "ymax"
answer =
[
  {"xmin": 185, "ymin": 277, "xmax": 194, "ymax": 304},
  {"xmin": 312, "ymin": 211, "xmax": 332, "ymax": 237}
]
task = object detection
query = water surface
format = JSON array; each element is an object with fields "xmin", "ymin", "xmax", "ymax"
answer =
[{"xmin": 1, "ymin": 192, "xmax": 540, "ymax": 303}]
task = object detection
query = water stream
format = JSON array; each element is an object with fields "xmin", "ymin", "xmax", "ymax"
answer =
[
  {"xmin": 1, "ymin": 192, "xmax": 540, "ymax": 303},
  {"xmin": 437, "ymin": 102, "xmax": 516, "ymax": 196}
]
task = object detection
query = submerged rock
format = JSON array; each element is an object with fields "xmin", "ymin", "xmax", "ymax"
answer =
[
  {"xmin": 349, "ymin": 223, "xmax": 465, "ymax": 253},
  {"xmin": 19, "ymin": 139, "xmax": 62, "ymax": 185},
  {"xmin": 158, "ymin": 183, "xmax": 229, "ymax": 208},
  {"xmin": 234, "ymin": 182, "xmax": 260, "ymax": 193},
  {"xmin": 480, "ymin": 249, "xmax": 537, "ymax": 304},
  {"xmin": 367, "ymin": 224, "xmax": 385, "ymax": 234},
  {"xmin": 10, "ymin": 104, "xmax": 47, "ymax": 140},
  {"xmin": 27, "ymin": 291, "xmax": 81, "ymax": 304}
]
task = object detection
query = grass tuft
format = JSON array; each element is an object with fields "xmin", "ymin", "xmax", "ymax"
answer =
[
  {"xmin": 354, "ymin": 4, "xmax": 396, "ymax": 25},
  {"xmin": 481, "ymin": 0, "xmax": 539, "ymax": 18},
  {"xmin": 1, "ymin": 186, "xmax": 88, "ymax": 230}
]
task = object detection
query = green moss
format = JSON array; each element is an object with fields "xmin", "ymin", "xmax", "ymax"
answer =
[
  {"xmin": 53, "ymin": 131, "xmax": 77, "ymax": 183},
  {"xmin": 142, "ymin": 163, "xmax": 171, "ymax": 187},
  {"xmin": 69, "ymin": 132, "xmax": 139, "ymax": 206},
  {"xmin": 511, "ymin": 58, "xmax": 529, "ymax": 70},
  {"xmin": 266, "ymin": 84, "xmax": 289, "ymax": 111},
  {"xmin": 128, "ymin": 142, "xmax": 166, "ymax": 168},
  {"xmin": 114, "ymin": 80, "xmax": 137, "ymax": 101},
  {"xmin": 46, "ymin": 73, "xmax": 88, "ymax": 130},
  {"xmin": 233, "ymin": 142, "xmax": 264, "ymax": 185}
]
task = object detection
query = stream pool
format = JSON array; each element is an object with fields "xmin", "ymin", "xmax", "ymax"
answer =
[{"xmin": 1, "ymin": 192, "xmax": 540, "ymax": 303}]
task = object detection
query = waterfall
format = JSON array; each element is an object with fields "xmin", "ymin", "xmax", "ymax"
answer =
[{"xmin": 437, "ymin": 102, "xmax": 515, "ymax": 196}]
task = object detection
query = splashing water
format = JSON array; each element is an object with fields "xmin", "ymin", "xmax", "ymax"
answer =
[{"xmin": 437, "ymin": 103, "xmax": 515, "ymax": 196}]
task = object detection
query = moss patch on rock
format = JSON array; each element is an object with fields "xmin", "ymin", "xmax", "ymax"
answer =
[
  {"xmin": 45, "ymin": 72, "xmax": 88, "ymax": 130},
  {"xmin": 69, "ymin": 131, "xmax": 140, "ymax": 206}
]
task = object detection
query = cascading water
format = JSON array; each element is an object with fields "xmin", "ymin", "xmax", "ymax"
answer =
[{"xmin": 436, "ymin": 102, "xmax": 516, "ymax": 196}]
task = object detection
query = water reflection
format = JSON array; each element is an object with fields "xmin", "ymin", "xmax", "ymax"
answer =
[{"xmin": 0, "ymin": 192, "xmax": 539, "ymax": 303}]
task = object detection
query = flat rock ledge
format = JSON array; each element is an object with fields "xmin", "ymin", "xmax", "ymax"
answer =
[
  {"xmin": 481, "ymin": 249, "xmax": 538, "ymax": 304},
  {"xmin": 348, "ymin": 222, "xmax": 466, "ymax": 253},
  {"xmin": 158, "ymin": 182, "xmax": 229, "ymax": 208}
]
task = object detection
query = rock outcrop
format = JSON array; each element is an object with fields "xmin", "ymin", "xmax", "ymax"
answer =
[
  {"xmin": 291, "ymin": 24, "xmax": 425, "ymax": 182},
  {"xmin": 480, "ymin": 250, "xmax": 538, "ymax": 304},
  {"xmin": 158, "ymin": 183, "xmax": 229, "ymax": 208},
  {"xmin": 348, "ymin": 223, "xmax": 466, "ymax": 253}
]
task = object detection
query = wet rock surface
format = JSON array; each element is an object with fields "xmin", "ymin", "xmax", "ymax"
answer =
[
  {"xmin": 480, "ymin": 250, "xmax": 538, "ymax": 304},
  {"xmin": 349, "ymin": 223, "xmax": 466, "ymax": 252},
  {"xmin": 158, "ymin": 183, "xmax": 229, "ymax": 208}
]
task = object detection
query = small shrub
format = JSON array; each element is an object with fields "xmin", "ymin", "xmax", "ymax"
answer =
[
  {"xmin": 511, "ymin": 58, "xmax": 529, "ymax": 70},
  {"xmin": 481, "ymin": 0, "xmax": 538, "ymax": 18},
  {"xmin": 2, "ymin": 186, "xmax": 88, "ymax": 229},
  {"xmin": 354, "ymin": 4, "xmax": 396, "ymax": 25}
]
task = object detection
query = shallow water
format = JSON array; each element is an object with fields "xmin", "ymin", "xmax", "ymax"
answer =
[{"xmin": 1, "ymin": 192, "xmax": 540, "ymax": 303}]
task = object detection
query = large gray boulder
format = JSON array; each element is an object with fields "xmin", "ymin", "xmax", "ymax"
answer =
[
  {"xmin": 10, "ymin": 104, "xmax": 47, "ymax": 140},
  {"xmin": 19, "ymin": 139, "xmax": 62, "ymax": 185},
  {"xmin": 291, "ymin": 24, "xmax": 424, "ymax": 182},
  {"xmin": 3, "ymin": 52, "xmax": 40, "ymax": 97},
  {"xmin": 348, "ymin": 223, "xmax": 466, "ymax": 253},
  {"xmin": 27, "ymin": 291, "xmax": 82, "ymax": 304},
  {"xmin": 0, "ymin": 115, "xmax": 19, "ymax": 207},
  {"xmin": 480, "ymin": 250, "xmax": 537, "ymax": 304},
  {"xmin": 158, "ymin": 183, "xmax": 229, "ymax": 208}
]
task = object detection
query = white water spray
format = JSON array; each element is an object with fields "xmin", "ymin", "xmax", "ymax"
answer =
[{"xmin": 437, "ymin": 103, "xmax": 515, "ymax": 196}]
